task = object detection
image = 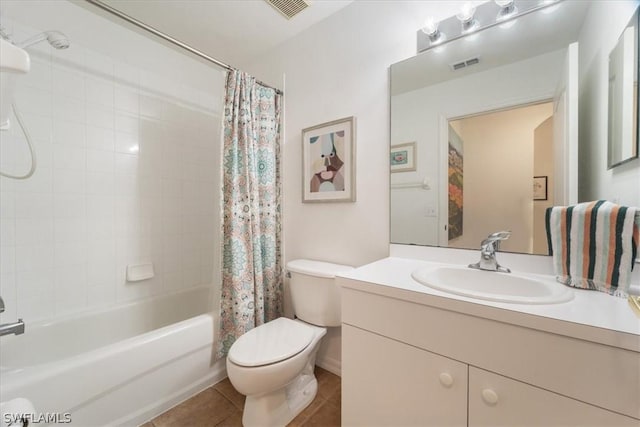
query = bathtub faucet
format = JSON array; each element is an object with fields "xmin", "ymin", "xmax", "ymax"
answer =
[
  {"xmin": 0, "ymin": 297, "xmax": 25, "ymax": 336},
  {"xmin": 0, "ymin": 319, "xmax": 25, "ymax": 336}
]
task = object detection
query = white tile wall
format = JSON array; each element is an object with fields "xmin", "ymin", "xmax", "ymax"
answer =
[{"xmin": 0, "ymin": 16, "xmax": 223, "ymax": 323}]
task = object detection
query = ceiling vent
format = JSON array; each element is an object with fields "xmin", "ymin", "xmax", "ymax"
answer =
[
  {"xmin": 265, "ymin": 0, "xmax": 310, "ymax": 20},
  {"xmin": 450, "ymin": 57, "xmax": 480, "ymax": 71}
]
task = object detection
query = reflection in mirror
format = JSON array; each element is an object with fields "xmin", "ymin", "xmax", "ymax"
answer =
[
  {"xmin": 390, "ymin": 1, "xmax": 590, "ymax": 253},
  {"xmin": 608, "ymin": 7, "xmax": 639, "ymax": 169},
  {"xmin": 446, "ymin": 102, "xmax": 553, "ymax": 254}
]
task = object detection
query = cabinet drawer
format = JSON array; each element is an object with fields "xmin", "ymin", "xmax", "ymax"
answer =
[
  {"xmin": 343, "ymin": 324, "xmax": 467, "ymax": 427},
  {"xmin": 469, "ymin": 367, "xmax": 639, "ymax": 426}
]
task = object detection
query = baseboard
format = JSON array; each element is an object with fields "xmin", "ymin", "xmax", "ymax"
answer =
[
  {"xmin": 316, "ymin": 355, "xmax": 341, "ymax": 377},
  {"xmin": 118, "ymin": 358, "xmax": 227, "ymax": 426}
]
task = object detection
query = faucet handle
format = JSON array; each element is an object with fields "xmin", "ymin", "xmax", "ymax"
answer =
[
  {"xmin": 0, "ymin": 296, "xmax": 4, "ymax": 313},
  {"xmin": 487, "ymin": 231, "xmax": 511, "ymax": 241}
]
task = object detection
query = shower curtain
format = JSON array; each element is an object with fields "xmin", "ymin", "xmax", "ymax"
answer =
[{"xmin": 218, "ymin": 70, "xmax": 283, "ymax": 357}]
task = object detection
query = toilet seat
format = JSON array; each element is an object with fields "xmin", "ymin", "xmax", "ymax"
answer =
[{"xmin": 228, "ymin": 318, "xmax": 315, "ymax": 367}]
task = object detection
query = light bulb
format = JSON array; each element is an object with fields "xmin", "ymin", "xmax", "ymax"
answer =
[
  {"xmin": 456, "ymin": 2, "xmax": 477, "ymax": 23},
  {"xmin": 422, "ymin": 18, "xmax": 438, "ymax": 36},
  {"xmin": 422, "ymin": 18, "xmax": 446, "ymax": 45}
]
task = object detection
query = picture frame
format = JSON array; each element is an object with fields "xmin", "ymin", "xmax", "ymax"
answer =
[
  {"xmin": 533, "ymin": 176, "xmax": 548, "ymax": 201},
  {"xmin": 302, "ymin": 116, "xmax": 356, "ymax": 203},
  {"xmin": 390, "ymin": 142, "xmax": 417, "ymax": 173}
]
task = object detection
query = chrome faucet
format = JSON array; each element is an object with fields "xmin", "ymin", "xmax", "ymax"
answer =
[
  {"xmin": 0, "ymin": 296, "xmax": 25, "ymax": 337},
  {"xmin": 468, "ymin": 231, "xmax": 512, "ymax": 273}
]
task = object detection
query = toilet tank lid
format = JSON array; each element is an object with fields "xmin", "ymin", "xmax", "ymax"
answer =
[{"xmin": 286, "ymin": 259, "xmax": 354, "ymax": 278}]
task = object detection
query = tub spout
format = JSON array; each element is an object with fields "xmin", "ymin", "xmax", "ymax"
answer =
[{"xmin": 0, "ymin": 319, "xmax": 25, "ymax": 337}]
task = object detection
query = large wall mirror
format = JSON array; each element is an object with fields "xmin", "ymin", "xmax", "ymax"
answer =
[{"xmin": 390, "ymin": 1, "xmax": 639, "ymax": 255}]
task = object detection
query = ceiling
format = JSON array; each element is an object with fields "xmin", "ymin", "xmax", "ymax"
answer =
[{"xmin": 101, "ymin": 0, "xmax": 354, "ymax": 67}]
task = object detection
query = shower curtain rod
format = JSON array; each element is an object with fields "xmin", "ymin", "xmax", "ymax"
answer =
[{"xmin": 84, "ymin": 0, "xmax": 283, "ymax": 95}]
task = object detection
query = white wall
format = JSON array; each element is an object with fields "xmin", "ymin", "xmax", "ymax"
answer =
[
  {"xmin": 578, "ymin": 1, "xmax": 640, "ymax": 206},
  {"xmin": 244, "ymin": 1, "xmax": 640, "ymax": 373},
  {"xmin": 390, "ymin": 51, "xmax": 564, "ymax": 247},
  {"xmin": 0, "ymin": 1, "xmax": 224, "ymax": 324},
  {"xmin": 244, "ymin": 1, "xmax": 467, "ymax": 373}
]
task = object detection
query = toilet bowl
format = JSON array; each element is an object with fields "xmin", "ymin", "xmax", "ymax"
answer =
[
  {"xmin": 227, "ymin": 318, "xmax": 326, "ymax": 426},
  {"xmin": 226, "ymin": 259, "xmax": 353, "ymax": 427}
]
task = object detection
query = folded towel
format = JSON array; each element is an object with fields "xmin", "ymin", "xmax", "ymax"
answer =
[{"xmin": 545, "ymin": 200, "xmax": 639, "ymax": 297}]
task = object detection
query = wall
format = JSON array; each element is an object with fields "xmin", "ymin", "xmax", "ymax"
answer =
[
  {"xmin": 578, "ymin": 1, "xmax": 640, "ymax": 206},
  {"xmin": 533, "ymin": 117, "xmax": 554, "ymax": 254},
  {"xmin": 0, "ymin": 1, "xmax": 223, "ymax": 324},
  {"xmin": 243, "ymin": 1, "xmax": 468, "ymax": 374},
  {"xmin": 449, "ymin": 102, "xmax": 553, "ymax": 253},
  {"xmin": 389, "ymin": 51, "xmax": 564, "ymax": 247}
]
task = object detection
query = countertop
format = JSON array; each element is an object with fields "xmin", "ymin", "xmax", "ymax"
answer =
[{"xmin": 338, "ymin": 257, "xmax": 640, "ymax": 352}]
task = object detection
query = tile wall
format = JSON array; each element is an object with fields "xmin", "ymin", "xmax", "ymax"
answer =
[{"xmin": 0, "ymin": 11, "xmax": 223, "ymax": 323}]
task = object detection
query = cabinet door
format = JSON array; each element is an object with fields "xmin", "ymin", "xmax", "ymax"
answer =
[
  {"xmin": 342, "ymin": 324, "xmax": 467, "ymax": 427},
  {"xmin": 469, "ymin": 367, "xmax": 640, "ymax": 427}
]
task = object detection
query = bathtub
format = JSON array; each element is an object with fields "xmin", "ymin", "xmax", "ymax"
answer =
[{"xmin": 0, "ymin": 286, "xmax": 227, "ymax": 426}]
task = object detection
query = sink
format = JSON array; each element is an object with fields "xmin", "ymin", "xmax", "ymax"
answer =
[{"xmin": 411, "ymin": 266, "xmax": 574, "ymax": 304}]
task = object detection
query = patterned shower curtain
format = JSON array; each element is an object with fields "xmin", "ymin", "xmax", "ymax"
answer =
[{"xmin": 218, "ymin": 70, "xmax": 283, "ymax": 357}]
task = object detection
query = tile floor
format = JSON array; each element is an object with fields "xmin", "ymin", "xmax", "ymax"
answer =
[{"xmin": 140, "ymin": 367, "xmax": 341, "ymax": 427}]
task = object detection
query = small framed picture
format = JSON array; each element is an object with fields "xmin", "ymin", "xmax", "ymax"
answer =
[
  {"xmin": 533, "ymin": 176, "xmax": 548, "ymax": 200},
  {"xmin": 390, "ymin": 142, "xmax": 417, "ymax": 173},
  {"xmin": 302, "ymin": 116, "xmax": 356, "ymax": 203}
]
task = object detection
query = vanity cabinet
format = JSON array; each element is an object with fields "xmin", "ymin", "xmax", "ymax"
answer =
[{"xmin": 341, "ymin": 281, "xmax": 640, "ymax": 427}]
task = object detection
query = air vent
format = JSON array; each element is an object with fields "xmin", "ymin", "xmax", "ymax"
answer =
[
  {"xmin": 450, "ymin": 57, "xmax": 481, "ymax": 71},
  {"xmin": 265, "ymin": 0, "xmax": 310, "ymax": 19}
]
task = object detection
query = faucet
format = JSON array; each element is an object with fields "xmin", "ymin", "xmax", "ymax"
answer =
[
  {"xmin": 0, "ymin": 296, "xmax": 25, "ymax": 337},
  {"xmin": 468, "ymin": 231, "xmax": 511, "ymax": 273}
]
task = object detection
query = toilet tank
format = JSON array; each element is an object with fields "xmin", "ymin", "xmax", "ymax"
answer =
[{"xmin": 286, "ymin": 259, "xmax": 354, "ymax": 327}]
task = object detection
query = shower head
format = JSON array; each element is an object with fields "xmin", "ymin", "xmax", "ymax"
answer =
[{"xmin": 17, "ymin": 31, "xmax": 70, "ymax": 50}]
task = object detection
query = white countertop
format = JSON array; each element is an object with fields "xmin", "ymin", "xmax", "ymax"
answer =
[{"xmin": 338, "ymin": 257, "xmax": 640, "ymax": 352}]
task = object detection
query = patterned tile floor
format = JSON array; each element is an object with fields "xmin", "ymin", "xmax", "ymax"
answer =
[{"xmin": 140, "ymin": 367, "xmax": 341, "ymax": 427}]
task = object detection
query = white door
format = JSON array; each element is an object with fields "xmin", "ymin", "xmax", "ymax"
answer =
[{"xmin": 553, "ymin": 42, "xmax": 579, "ymax": 205}]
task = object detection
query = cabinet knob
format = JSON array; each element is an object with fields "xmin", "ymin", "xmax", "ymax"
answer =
[
  {"xmin": 439, "ymin": 372, "xmax": 454, "ymax": 387},
  {"xmin": 481, "ymin": 388, "xmax": 499, "ymax": 405}
]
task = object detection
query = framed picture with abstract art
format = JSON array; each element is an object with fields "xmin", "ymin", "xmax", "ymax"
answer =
[
  {"xmin": 302, "ymin": 116, "xmax": 356, "ymax": 203},
  {"xmin": 390, "ymin": 142, "xmax": 416, "ymax": 173},
  {"xmin": 533, "ymin": 176, "xmax": 548, "ymax": 200}
]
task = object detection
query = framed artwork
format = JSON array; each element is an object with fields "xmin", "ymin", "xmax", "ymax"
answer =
[
  {"xmin": 390, "ymin": 142, "xmax": 417, "ymax": 173},
  {"xmin": 302, "ymin": 116, "xmax": 356, "ymax": 203},
  {"xmin": 533, "ymin": 176, "xmax": 548, "ymax": 200}
]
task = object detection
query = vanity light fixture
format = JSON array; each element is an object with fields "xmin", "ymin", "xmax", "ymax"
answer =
[
  {"xmin": 417, "ymin": 0, "xmax": 568, "ymax": 53},
  {"xmin": 495, "ymin": 0, "xmax": 518, "ymax": 22},
  {"xmin": 456, "ymin": 2, "xmax": 480, "ymax": 34},
  {"xmin": 422, "ymin": 18, "xmax": 446, "ymax": 45}
]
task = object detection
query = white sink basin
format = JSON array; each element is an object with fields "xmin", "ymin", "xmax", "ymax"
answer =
[{"xmin": 411, "ymin": 266, "xmax": 574, "ymax": 304}]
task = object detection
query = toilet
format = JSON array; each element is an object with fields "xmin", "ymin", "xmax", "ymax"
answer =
[{"xmin": 226, "ymin": 259, "xmax": 353, "ymax": 427}]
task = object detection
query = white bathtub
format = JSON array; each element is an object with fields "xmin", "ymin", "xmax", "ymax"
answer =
[{"xmin": 0, "ymin": 286, "xmax": 227, "ymax": 426}]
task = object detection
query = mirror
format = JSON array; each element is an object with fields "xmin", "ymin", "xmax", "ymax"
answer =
[
  {"xmin": 608, "ymin": 8, "xmax": 639, "ymax": 169},
  {"xmin": 390, "ymin": 1, "xmax": 638, "ymax": 254}
]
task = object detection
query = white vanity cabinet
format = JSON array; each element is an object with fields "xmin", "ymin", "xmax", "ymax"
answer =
[{"xmin": 340, "ymin": 272, "xmax": 640, "ymax": 427}]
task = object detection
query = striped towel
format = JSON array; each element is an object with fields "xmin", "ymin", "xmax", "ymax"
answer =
[{"xmin": 545, "ymin": 200, "xmax": 639, "ymax": 297}]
